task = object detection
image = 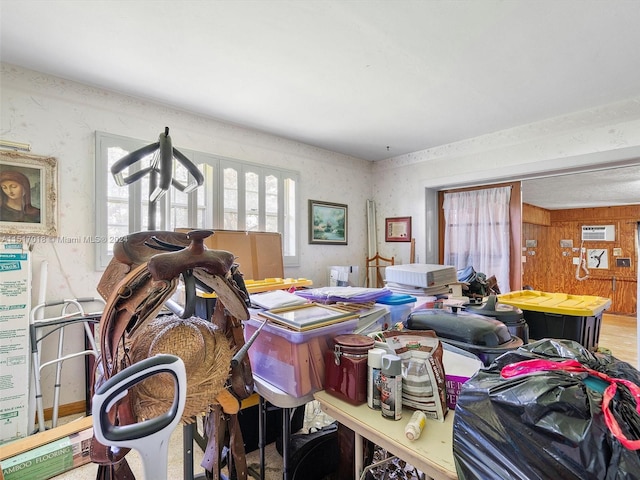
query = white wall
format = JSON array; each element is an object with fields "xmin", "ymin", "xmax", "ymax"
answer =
[
  {"xmin": 372, "ymin": 97, "xmax": 640, "ymax": 265},
  {"xmin": 1, "ymin": 64, "xmax": 373, "ymax": 408},
  {"xmin": 4, "ymin": 62, "xmax": 640, "ymax": 409}
]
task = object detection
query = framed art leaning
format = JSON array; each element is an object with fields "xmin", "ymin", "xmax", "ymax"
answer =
[{"xmin": 0, "ymin": 151, "xmax": 58, "ymax": 237}]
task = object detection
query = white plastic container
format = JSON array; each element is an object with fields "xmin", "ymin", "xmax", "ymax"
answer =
[{"xmin": 404, "ymin": 410, "xmax": 427, "ymax": 440}]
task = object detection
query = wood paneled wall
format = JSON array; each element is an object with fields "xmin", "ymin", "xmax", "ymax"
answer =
[{"xmin": 522, "ymin": 204, "xmax": 639, "ymax": 314}]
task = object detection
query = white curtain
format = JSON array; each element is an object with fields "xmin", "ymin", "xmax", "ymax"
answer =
[{"xmin": 443, "ymin": 186, "xmax": 511, "ymax": 293}]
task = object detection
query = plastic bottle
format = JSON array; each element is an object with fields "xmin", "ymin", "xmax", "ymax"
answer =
[
  {"xmin": 404, "ymin": 410, "xmax": 427, "ymax": 440},
  {"xmin": 367, "ymin": 348, "xmax": 385, "ymax": 409},
  {"xmin": 380, "ymin": 354, "xmax": 403, "ymax": 420}
]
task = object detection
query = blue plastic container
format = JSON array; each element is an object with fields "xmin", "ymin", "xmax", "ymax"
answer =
[{"xmin": 375, "ymin": 294, "xmax": 417, "ymax": 324}]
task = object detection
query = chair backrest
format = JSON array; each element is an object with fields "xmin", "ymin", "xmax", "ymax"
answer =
[{"xmin": 365, "ymin": 252, "xmax": 395, "ymax": 288}]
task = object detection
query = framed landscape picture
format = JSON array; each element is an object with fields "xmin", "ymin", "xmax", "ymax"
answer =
[
  {"xmin": 309, "ymin": 199, "xmax": 347, "ymax": 245},
  {"xmin": 0, "ymin": 151, "xmax": 58, "ymax": 237}
]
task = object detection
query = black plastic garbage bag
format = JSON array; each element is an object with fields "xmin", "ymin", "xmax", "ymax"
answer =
[{"xmin": 453, "ymin": 339, "xmax": 640, "ymax": 480}]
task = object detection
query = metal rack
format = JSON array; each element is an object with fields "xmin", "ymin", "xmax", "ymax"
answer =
[{"xmin": 29, "ymin": 297, "xmax": 104, "ymax": 432}]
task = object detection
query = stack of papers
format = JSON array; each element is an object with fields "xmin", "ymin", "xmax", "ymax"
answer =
[
  {"xmin": 385, "ymin": 282, "xmax": 452, "ymax": 297},
  {"xmin": 384, "ymin": 264, "xmax": 459, "ymax": 297},
  {"xmin": 295, "ymin": 287, "xmax": 392, "ymax": 303},
  {"xmin": 250, "ymin": 290, "xmax": 308, "ymax": 310},
  {"xmin": 385, "ymin": 264, "xmax": 457, "ymax": 288}
]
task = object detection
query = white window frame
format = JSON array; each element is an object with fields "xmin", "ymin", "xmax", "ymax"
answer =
[{"xmin": 95, "ymin": 131, "xmax": 300, "ymax": 270}]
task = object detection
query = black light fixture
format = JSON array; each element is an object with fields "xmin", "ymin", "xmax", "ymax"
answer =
[{"xmin": 110, "ymin": 127, "xmax": 204, "ymax": 229}]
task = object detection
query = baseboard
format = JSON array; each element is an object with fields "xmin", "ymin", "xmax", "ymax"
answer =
[{"xmin": 42, "ymin": 400, "xmax": 87, "ymax": 422}]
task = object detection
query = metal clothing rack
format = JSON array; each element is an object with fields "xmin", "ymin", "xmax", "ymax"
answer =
[{"xmin": 29, "ymin": 297, "xmax": 104, "ymax": 432}]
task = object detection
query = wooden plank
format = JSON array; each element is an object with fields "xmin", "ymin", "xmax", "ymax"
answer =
[
  {"xmin": 522, "ymin": 203, "xmax": 551, "ymax": 226},
  {"xmin": 0, "ymin": 416, "xmax": 92, "ymax": 461},
  {"xmin": 42, "ymin": 400, "xmax": 86, "ymax": 423}
]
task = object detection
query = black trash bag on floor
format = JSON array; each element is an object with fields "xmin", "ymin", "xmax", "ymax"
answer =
[{"xmin": 453, "ymin": 339, "xmax": 640, "ymax": 480}]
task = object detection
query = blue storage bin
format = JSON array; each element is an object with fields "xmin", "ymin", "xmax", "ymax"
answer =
[{"xmin": 375, "ymin": 294, "xmax": 417, "ymax": 324}]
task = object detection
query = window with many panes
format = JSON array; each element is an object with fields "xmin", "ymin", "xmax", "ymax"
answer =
[{"xmin": 95, "ymin": 132, "xmax": 299, "ymax": 269}]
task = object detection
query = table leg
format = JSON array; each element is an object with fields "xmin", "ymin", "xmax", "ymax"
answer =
[
  {"xmin": 258, "ymin": 396, "xmax": 266, "ymax": 480},
  {"xmin": 184, "ymin": 423, "xmax": 194, "ymax": 480},
  {"xmin": 354, "ymin": 432, "xmax": 363, "ymax": 479},
  {"xmin": 282, "ymin": 407, "xmax": 291, "ymax": 480}
]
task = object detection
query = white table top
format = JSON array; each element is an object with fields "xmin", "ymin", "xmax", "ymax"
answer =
[{"xmin": 314, "ymin": 389, "xmax": 458, "ymax": 480}]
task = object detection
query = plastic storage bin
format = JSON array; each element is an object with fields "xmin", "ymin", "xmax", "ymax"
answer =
[
  {"xmin": 497, "ymin": 290, "xmax": 611, "ymax": 351},
  {"xmin": 466, "ymin": 295, "xmax": 529, "ymax": 344},
  {"xmin": 375, "ymin": 293, "xmax": 417, "ymax": 324},
  {"xmin": 243, "ymin": 316, "xmax": 358, "ymax": 397}
]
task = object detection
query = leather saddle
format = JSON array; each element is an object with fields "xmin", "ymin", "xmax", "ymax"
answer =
[{"xmin": 91, "ymin": 229, "xmax": 253, "ymax": 480}]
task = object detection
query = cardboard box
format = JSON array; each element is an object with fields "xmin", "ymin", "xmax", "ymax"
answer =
[
  {"xmin": 0, "ymin": 417, "xmax": 93, "ymax": 480},
  {"xmin": 0, "ymin": 244, "xmax": 31, "ymax": 444},
  {"xmin": 176, "ymin": 228, "xmax": 284, "ymax": 280}
]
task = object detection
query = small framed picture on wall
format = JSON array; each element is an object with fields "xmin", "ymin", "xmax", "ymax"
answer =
[{"xmin": 385, "ymin": 216, "xmax": 411, "ymax": 242}]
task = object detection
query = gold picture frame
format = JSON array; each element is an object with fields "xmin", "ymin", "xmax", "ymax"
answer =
[
  {"xmin": 0, "ymin": 151, "xmax": 58, "ymax": 237},
  {"xmin": 258, "ymin": 303, "xmax": 357, "ymax": 331}
]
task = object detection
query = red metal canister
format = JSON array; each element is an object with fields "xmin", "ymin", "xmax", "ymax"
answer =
[{"xmin": 324, "ymin": 334, "xmax": 374, "ymax": 405}]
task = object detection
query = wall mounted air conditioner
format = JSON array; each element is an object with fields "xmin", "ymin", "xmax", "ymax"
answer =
[{"xmin": 581, "ymin": 225, "xmax": 615, "ymax": 241}]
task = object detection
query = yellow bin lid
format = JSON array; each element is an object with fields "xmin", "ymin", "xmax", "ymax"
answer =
[{"xmin": 497, "ymin": 290, "xmax": 611, "ymax": 316}]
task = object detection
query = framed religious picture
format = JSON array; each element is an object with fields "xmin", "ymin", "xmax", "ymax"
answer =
[
  {"xmin": 309, "ymin": 199, "xmax": 348, "ymax": 245},
  {"xmin": 0, "ymin": 151, "xmax": 58, "ymax": 237},
  {"xmin": 385, "ymin": 216, "xmax": 411, "ymax": 242}
]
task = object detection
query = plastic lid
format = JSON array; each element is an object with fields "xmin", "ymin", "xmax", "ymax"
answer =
[
  {"xmin": 376, "ymin": 294, "xmax": 418, "ymax": 305},
  {"xmin": 405, "ymin": 424, "xmax": 419, "ymax": 440},
  {"xmin": 368, "ymin": 348, "xmax": 386, "ymax": 368},
  {"xmin": 497, "ymin": 290, "xmax": 611, "ymax": 316},
  {"xmin": 407, "ymin": 309, "xmax": 512, "ymax": 347},
  {"xmin": 381, "ymin": 354, "xmax": 402, "ymax": 376}
]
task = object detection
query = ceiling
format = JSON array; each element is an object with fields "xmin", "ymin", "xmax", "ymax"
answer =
[{"xmin": 2, "ymin": 0, "xmax": 640, "ymax": 209}]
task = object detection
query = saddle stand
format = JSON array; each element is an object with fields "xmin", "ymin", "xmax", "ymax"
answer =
[{"xmin": 91, "ymin": 229, "xmax": 255, "ymax": 480}]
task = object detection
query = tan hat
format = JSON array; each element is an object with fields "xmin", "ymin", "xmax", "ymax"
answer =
[{"xmin": 128, "ymin": 315, "xmax": 234, "ymax": 423}]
